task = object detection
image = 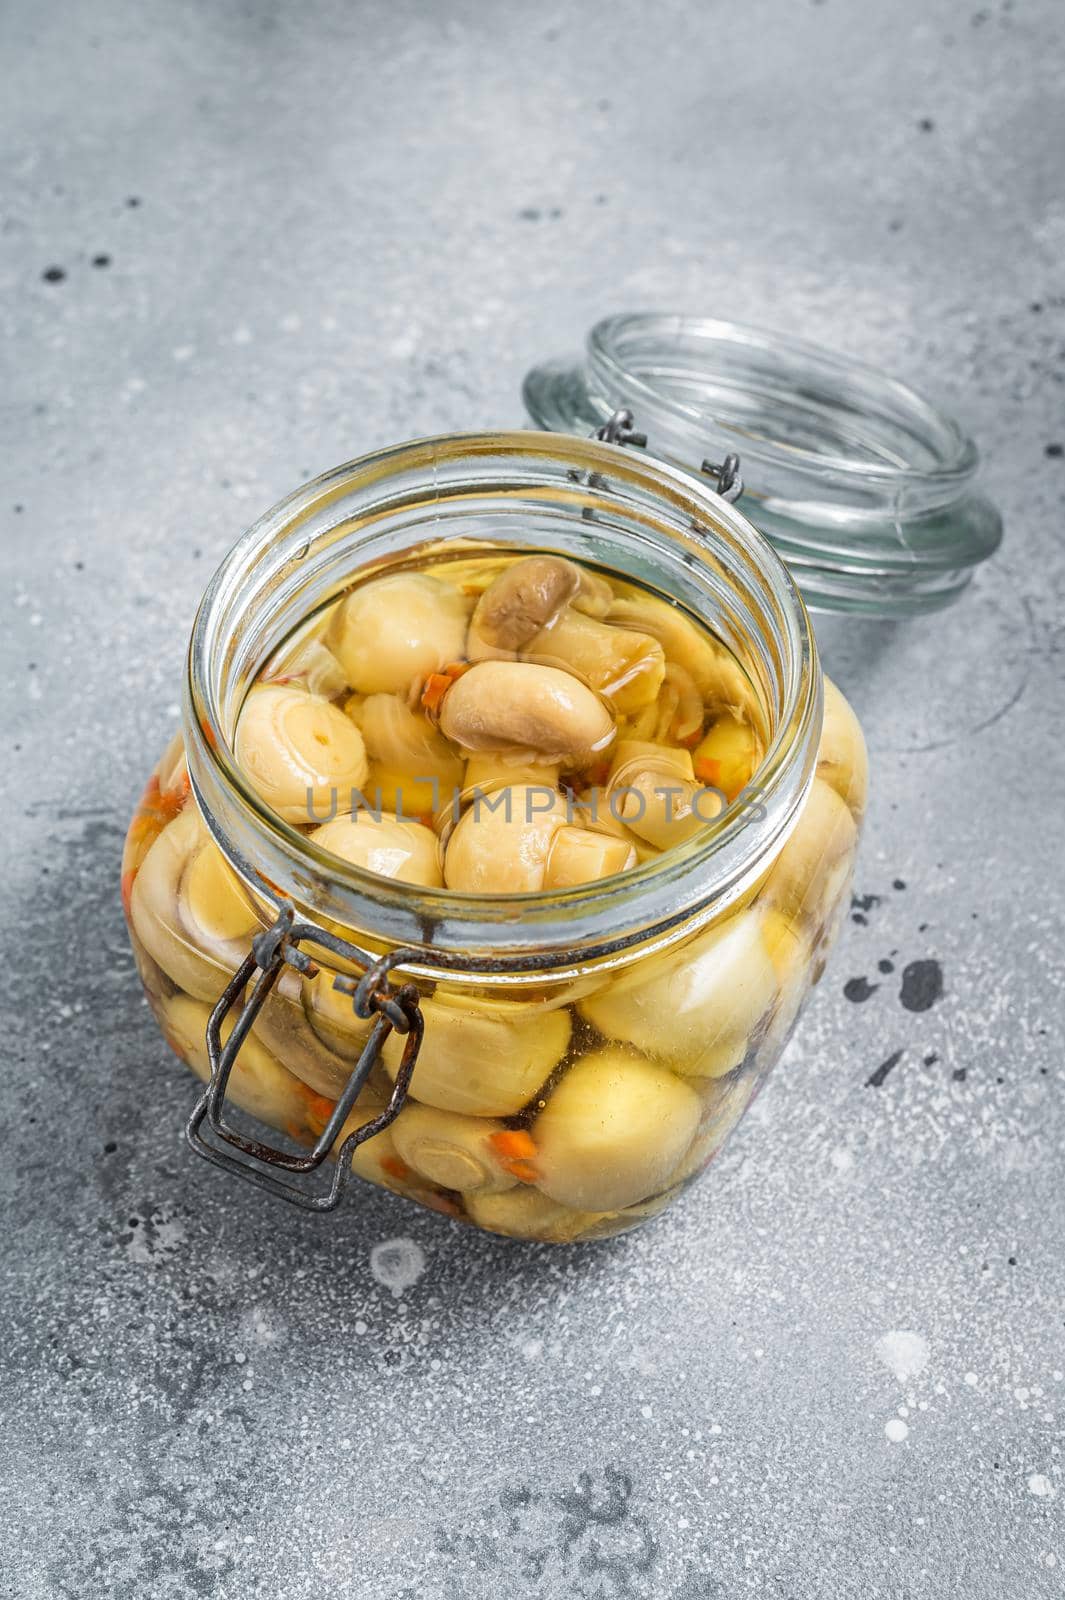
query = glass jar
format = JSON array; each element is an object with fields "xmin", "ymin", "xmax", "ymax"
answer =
[
  {"xmin": 121, "ymin": 430, "xmax": 867, "ymax": 1243},
  {"xmin": 524, "ymin": 313, "xmax": 1002, "ymax": 617}
]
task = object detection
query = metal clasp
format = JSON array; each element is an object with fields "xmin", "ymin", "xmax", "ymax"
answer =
[
  {"xmin": 185, "ymin": 905, "xmax": 424, "ymax": 1212},
  {"xmin": 701, "ymin": 452, "xmax": 744, "ymax": 503},
  {"xmin": 593, "ymin": 408, "xmax": 647, "ymax": 448}
]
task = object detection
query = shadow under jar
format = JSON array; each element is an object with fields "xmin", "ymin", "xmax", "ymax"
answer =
[{"xmin": 121, "ymin": 431, "xmax": 867, "ymax": 1244}]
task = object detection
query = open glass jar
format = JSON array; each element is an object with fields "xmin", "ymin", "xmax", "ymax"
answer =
[{"xmin": 121, "ymin": 430, "xmax": 867, "ymax": 1243}]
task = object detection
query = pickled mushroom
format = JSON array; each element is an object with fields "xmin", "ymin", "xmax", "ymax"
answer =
[
  {"xmin": 310, "ymin": 810, "xmax": 443, "ymax": 887},
  {"xmin": 390, "ymin": 1103, "xmax": 518, "ymax": 1194},
  {"xmin": 436, "ymin": 660, "xmax": 615, "ymax": 767},
  {"xmin": 328, "ymin": 571, "xmax": 470, "ymax": 696},
  {"xmin": 532, "ymin": 1046, "xmax": 701, "ymax": 1212},
  {"xmin": 380, "ymin": 993, "xmax": 570, "ymax": 1116},
  {"xmin": 235, "ymin": 682, "xmax": 369, "ymax": 823},
  {"xmin": 579, "ymin": 908, "xmax": 781, "ymax": 1075}
]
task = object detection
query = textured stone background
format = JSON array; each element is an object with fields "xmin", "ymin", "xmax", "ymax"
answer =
[{"xmin": 2, "ymin": 1, "xmax": 1063, "ymax": 1595}]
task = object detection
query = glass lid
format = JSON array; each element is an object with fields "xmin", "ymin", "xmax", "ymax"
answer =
[{"xmin": 523, "ymin": 313, "xmax": 1002, "ymax": 618}]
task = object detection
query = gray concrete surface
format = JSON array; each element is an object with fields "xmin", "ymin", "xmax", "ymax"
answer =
[{"xmin": 2, "ymin": 1, "xmax": 1063, "ymax": 1595}]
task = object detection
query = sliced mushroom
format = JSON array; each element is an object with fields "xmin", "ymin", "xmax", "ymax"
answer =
[
  {"xmin": 129, "ymin": 805, "xmax": 259, "ymax": 1002},
  {"xmin": 532, "ymin": 1046, "xmax": 701, "ymax": 1212},
  {"xmin": 543, "ymin": 826, "xmax": 636, "ymax": 888},
  {"xmin": 354, "ymin": 693, "xmax": 465, "ymax": 819},
  {"xmin": 579, "ymin": 908, "xmax": 782, "ymax": 1075},
  {"xmin": 328, "ymin": 571, "xmax": 470, "ymax": 696},
  {"xmin": 608, "ymin": 594, "xmax": 757, "ymax": 716},
  {"xmin": 391, "ymin": 1103, "xmax": 518, "ymax": 1194},
  {"xmin": 605, "ymin": 741, "xmax": 721, "ymax": 850},
  {"xmin": 817, "ymin": 676, "xmax": 868, "ymax": 819},
  {"xmin": 265, "ymin": 635, "xmax": 351, "ymax": 699},
  {"xmin": 235, "ymin": 682, "xmax": 369, "ymax": 823},
  {"xmin": 310, "ymin": 810, "xmax": 444, "ymax": 887},
  {"xmin": 692, "ymin": 711, "xmax": 763, "ymax": 802},
  {"xmin": 466, "ymin": 555, "xmax": 582, "ymax": 658},
  {"xmin": 522, "ymin": 607, "xmax": 666, "ymax": 712},
  {"xmin": 761, "ymin": 778, "xmax": 858, "ymax": 926},
  {"xmin": 437, "ymin": 660, "xmax": 615, "ymax": 767},
  {"xmin": 380, "ymin": 993, "xmax": 571, "ymax": 1116}
]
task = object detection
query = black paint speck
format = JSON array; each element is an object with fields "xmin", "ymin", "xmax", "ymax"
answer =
[
  {"xmin": 918, "ymin": 116, "xmax": 935, "ymax": 132},
  {"xmin": 953, "ymin": 1066, "xmax": 967, "ymax": 1082},
  {"xmin": 518, "ymin": 207, "xmax": 542, "ymax": 222},
  {"xmin": 103, "ymin": 1141, "xmax": 117, "ymax": 1154},
  {"xmin": 918, "ymin": 921, "xmax": 929, "ymax": 933},
  {"xmin": 900, "ymin": 959, "xmax": 943, "ymax": 1012},
  {"xmin": 13, "ymin": 504, "xmax": 23, "ymax": 514},
  {"xmin": 851, "ymin": 913, "xmax": 867, "ymax": 926},
  {"xmin": 126, "ymin": 195, "xmax": 141, "ymax": 207},
  {"xmin": 888, "ymin": 218, "xmax": 904, "ymax": 232},
  {"xmin": 852, "ymin": 893, "xmax": 881, "ymax": 913},
  {"xmin": 1031, "ymin": 301, "xmax": 1043, "ymax": 313},
  {"xmin": 91, "ymin": 253, "xmax": 111, "ymax": 268},
  {"xmin": 866, "ymin": 1049, "xmax": 904, "ymax": 1088},
  {"xmin": 1008, "ymin": 1256, "xmax": 1017, "ymax": 1267},
  {"xmin": 844, "ymin": 976, "xmax": 879, "ymax": 1003},
  {"xmin": 878, "ymin": 958, "xmax": 895, "ymax": 975},
  {"xmin": 42, "ymin": 265, "xmax": 66, "ymax": 283},
  {"xmin": 1045, "ymin": 443, "xmax": 1063, "ymax": 458},
  {"xmin": 893, "ymin": 879, "xmax": 906, "ymax": 891},
  {"xmin": 128, "ymin": 1216, "xmax": 139, "ymax": 1228},
  {"xmin": 924, "ymin": 1051, "xmax": 939, "ymax": 1065}
]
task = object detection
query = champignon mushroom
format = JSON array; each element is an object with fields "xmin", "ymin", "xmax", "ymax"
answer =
[
  {"xmin": 380, "ymin": 993, "xmax": 571, "ymax": 1117},
  {"xmin": 437, "ymin": 660, "xmax": 615, "ymax": 767},
  {"xmin": 328, "ymin": 571, "xmax": 470, "ymax": 695},
  {"xmin": 310, "ymin": 810, "xmax": 443, "ymax": 887},
  {"xmin": 605, "ymin": 741, "xmax": 721, "ymax": 850},
  {"xmin": 608, "ymin": 594, "xmax": 757, "ymax": 716},
  {"xmin": 466, "ymin": 555, "xmax": 582, "ymax": 658},
  {"xmin": 762, "ymin": 777, "xmax": 858, "ymax": 926},
  {"xmin": 532, "ymin": 1046, "xmax": 701, "ymax": 1212},
  {"xmin": 444, "ymin": 785, "xmax": 634, "ymax": 893},
  {"xmin": 354, "ymin": 693, "xmax": 465, "ymax": 819},
  {"xmin": 816, "ymin": 676, "xmax": 868, "ymax": 819},
  {"xmin": 579, "ymin": 908, "xmax": 783, "ymax": 1076},
  {"xmin": 464, "ymin": 1186, "xmax": 603, "ymax": 1242},
  {"xmin": 235, "ymin": 682, "xmax": 369, "ymax": 823},
  {"xmin": 129, "ymin": 806, "xmax": 259, "ymax": 1002},
  {"xmin": 390, "ymin": 1103, "xmax": 518, "ymax": 1194},
  {"xmin": 521, "ymin": 607, "xmax": 666, "ymax": 713}
]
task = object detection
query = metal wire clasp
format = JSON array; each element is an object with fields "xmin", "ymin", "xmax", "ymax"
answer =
[
  {"xmin": 701, "ymin": 452, "xmax": 744, "ymax": 503},
  {"xmin": 594, "ymin": 408, "xmax": 647, "ymax": 448},
  {"xmin": 185, "ymin": 905, "xmax": 424, "ymax": 1212}
]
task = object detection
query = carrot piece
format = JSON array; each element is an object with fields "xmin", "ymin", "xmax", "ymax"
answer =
[
  {"xmin": 420, "ymin": 673, "xmax": 452, "ymax": 714},
  {"xmin": 302, "ymin": 1089, "xmax": 338, "ymax": 1127},
  {"xmin": 381, "ymin": 1155, "xmax": 414, "ymax": 1182},
  {"xmin": 679, "ymin": 728, "xmax": 703, "ymax": 749},
  {"xmin": 420, "ymin": 661, "xmax": 469, "ymax": 714},
  {"xmin": 488, "ymin": 1129, "xmax": 537, "ymax": 1162},
  {"xmin": 694, "ymin": 756, "xmax": 722, "ymax": 786},
  {"xmin": 506, "ymin": 1159, "xmax": 540, "ymax": 1184}
]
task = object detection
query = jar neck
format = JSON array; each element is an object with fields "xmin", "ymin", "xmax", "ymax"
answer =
[{"xmin": 183, "ymin": 431, "xmax": 821, "ymax": 977}]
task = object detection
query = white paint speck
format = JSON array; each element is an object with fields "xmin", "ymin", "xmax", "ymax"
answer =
[
  {"xmin": 640, "ymin": 1405, "xmax": 653, "ymax": 1420},
  {"xmin": 830, "ymin": 1147, "xmax": 854, "ymax": 1172},
  {"xmin": 876, "ymin": 1330, "xmax": 930, "ymax": 1384},
  {"xmin": 964, "ymin": 1371, "xmax": 979, "ymax": 1386},
  {"xmin": 1028, "ymin": 1474, "xmax": 1055, "ymax": 1498},
  {"xmin": 885, "ymin": 1419, "xmax": 910, "ymax": 1443},
  {"xmin": 232, "ymin": 325, "xmax": 252, "ymax": 345},
  {"xmin": 369, "ymin": 1237, "xmax": 426, "ymax": 1298}
]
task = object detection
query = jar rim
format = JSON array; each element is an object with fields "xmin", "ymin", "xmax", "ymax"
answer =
[
  {"xmin": 523, "ymin": 313, "xmax": 1003, "ymax": 618},
  {"xmin": 183, "ymin": 430, "xmax": 821, "ymax": 972},
  {"xmin": 589, "ymin": 312, "xmax": 978, "ymax": 488}
]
